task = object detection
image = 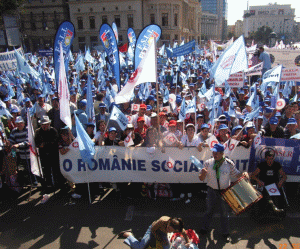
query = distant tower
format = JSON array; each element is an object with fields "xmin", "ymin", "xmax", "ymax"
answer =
[{"xmin": 247, "ymin": 0, "xmax": 249, "ymax": 11}]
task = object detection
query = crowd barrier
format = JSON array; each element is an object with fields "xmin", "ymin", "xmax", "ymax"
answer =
[{"xmin": 59, "ymin": 137, "xmax": 300, "ymax": 183}]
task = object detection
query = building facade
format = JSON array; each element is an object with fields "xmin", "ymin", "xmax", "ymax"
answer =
[
  {"xmin": 199, "ymin": 0, "xmax": 228, "ymax": 41},
  {"xmin": 68, "ymin": 0, "xmax": 202, "ymax": 52},
  {"xmin": 234, "ymin": 20, "xmax": 243, "ymax": 38},
  {"xmin": 201, "ymin": 11, "xmax": 218, "ymax": 41},
  {"xmin": 19, "ymin": 0, "xmax": 69, "ymax": 52},
  {"xmin": 243, "ymin": 3, "xmax": 295, "ymax": 42}
]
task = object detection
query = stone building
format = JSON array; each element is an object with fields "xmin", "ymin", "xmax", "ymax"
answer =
[{"xmin": 19, "ymin": 0, "xmax": 69, "ymax": 52}]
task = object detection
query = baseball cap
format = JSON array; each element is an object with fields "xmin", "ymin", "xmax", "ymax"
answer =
[
  {"xmin": 269, "ymin": 117, "xmax": 279, "ymax": 125},
  {"xmin": 287, "ymin": 118, "xmax": 297, "ymax": 125},
  {"xmin": 15, "ymin": 116, "xmax": 24, "ymax": 123},
  {"xmin": 137, "ymin": 117, "xmax": 145, "ymax": 122},
  {"xmin": 211, "ymin": 143, "xmax": 225, "ymax": 152},
  {"xmin": 201, "ymin": 124, "xmax": 209, "ymax": 129},
  {"xmin": 140, "ymin": 104, "xmax": 147, "ymax": 109},
  {"xmin": 108, "ymin": 127, "xmax": 117, "ymax": 132},
  {"xmin": 218, "ymin": 124, "xmax": 229, "ymax": 130}
]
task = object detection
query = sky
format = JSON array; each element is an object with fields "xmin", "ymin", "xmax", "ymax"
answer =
[{"xmin": 227, "ymin": 0, "xmax": 300, "ymax": 25}]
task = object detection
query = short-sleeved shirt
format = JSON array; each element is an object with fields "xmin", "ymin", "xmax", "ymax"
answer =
[
  {"xmin": 259, "ymin": 51, "xmax": 271, "ymax": 70},
  {"xmin": 203, "ymin": 158, "xmax": 240, "ymax": 190},
  {"xmin": 257, "ymin": 161, "xmax": 282, "ymax": 185},
  {"xmin": 181, "ymin": 134, "xmax": 201, "ymax": 147}
]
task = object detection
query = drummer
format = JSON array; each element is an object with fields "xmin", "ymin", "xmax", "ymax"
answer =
[
  {"xmin": 198, "ymin": 143, "xmax": 249, "ymax": 242},
  {"xmin": 251, "ymin": 150, "xmax": 287, "ymax": 212}
]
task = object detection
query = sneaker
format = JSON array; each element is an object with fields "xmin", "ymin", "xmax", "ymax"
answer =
[
  {"xmin": 71, "ymin": 193, "xmax": 82, "ymax": 199},
  {"xmin": 187, "ymin": 193, "xmax": 192, "ymax": 198},
  {"xmin": 185, "ymin": 199, "xmax": 191, "ymax": 204},
  {"xmin": 41, "ymin": 194, "xmax": 50, "ymax": 204},
  {"xmin": 180, "ymin": 193, "xmax": 185, "ymax": 199}
]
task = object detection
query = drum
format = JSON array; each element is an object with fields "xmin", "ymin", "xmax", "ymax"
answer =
[{"xmin": 221, "ymin": 176, "xmax": 262, "ymax": 215}]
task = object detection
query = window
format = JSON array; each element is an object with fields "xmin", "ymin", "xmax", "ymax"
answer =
[
  {"xmin": 31, "ymin": 21, "xmax": 36, "ymax": 30},
  {"xmin": 115, "ymin": 15, "xmax": 120, "ymax": 27},
  {"xmin": 89, "ymin": 16, "xmax": 95, "ymax": 29},
  {"xmin": 150, "ymin": 14, "xmax": 155, "ymax": 24},
  {"xmin": 90, "ymin": 36, "xmax": 98, "ymax": 48},
  {"xmin": 174, "ymin": 13, "xmax": 178, "ymax": 26},
  {"xmin": 102, "ymin": 15, "xmax": 107, "ymax": 24},
  {"xmin": 127, "ymin": 14, "xmax": 133, "ymax": 27},
  {"xmin": 77, "ymin": 17, "xmax": 83, "ymax": 29},
  {"xmin": 78, "ymin": 37, "xmax": 86, "ymax": 52},
  {"xmin": 162, "ymin": 13, "xmax": 168, "ymax": 26}
]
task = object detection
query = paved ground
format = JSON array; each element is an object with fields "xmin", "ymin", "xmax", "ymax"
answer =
[{"xmin": 0, "ymin": 184, "xmax": 300, "ymax": 249}]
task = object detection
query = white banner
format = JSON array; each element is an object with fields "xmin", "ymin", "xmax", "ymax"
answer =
[
  {"xmin": 220, "ymin": 72, "xmax": 244, "ymax": 88},
  {"xmin": 281, "ymin": 68, "xmax": 300, "ymax": 82},
  {"xmin": 0, "ymin": 47, "xmax": 23, "ymax": 71},
  {"xmin": 244, "ymin": 62, "xmax": 263, "ymax": 77},
  {"xmin": 59, "ymin": 146, "xmax": 251, "ymax": 184}
]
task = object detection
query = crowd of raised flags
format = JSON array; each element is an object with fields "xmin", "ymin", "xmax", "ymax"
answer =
[{"xmin": 1, "ymin": 20, "xmax": 300, "ymax": 203}]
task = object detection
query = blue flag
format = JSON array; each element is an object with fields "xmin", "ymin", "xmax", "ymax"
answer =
[
  {"xmin": 75, "ymin": 115, "xmax": 95, "ymax": 167},
  {"xmin": 179, "ymin": 98, "xmax": 186, "ymax": 121},
  {"xmin": 86, "ymin": 75, "xmax": 94, "ymax": 122},
  {"xmin": 244, "ymin": 107, "xmax": 260, "ymax": 123}
]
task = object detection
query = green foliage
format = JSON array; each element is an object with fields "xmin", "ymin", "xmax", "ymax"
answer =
[
  {"xmin": 252, "ymin": 26, "xmax": 273, "ymax": 45},
  {"xmin": 0, "ymin": 0, "xmax": 25, "ymax": 15}
]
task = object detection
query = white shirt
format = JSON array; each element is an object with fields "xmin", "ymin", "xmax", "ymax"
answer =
[
  {"xmin": 203, "ymin": 158, "xmax": 240, "ymax": 190},
  {"xmin": 181, "ymin": 134, "xmax": 201, "ymax": 147}
]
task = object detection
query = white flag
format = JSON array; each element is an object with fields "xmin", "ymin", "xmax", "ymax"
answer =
[
  {"xmin": 163, "ymin": 133, "xmax": 178, "ymax": 146},
  {"xmin": 205, "ymin": 135, "xmax": 219, "ymax": 149},
  {"xmin": 224, "ymin": 138, "xmax": 239, "ymax": 157},
  {"xmin": 253, "ymin": 132, "xmax": 262, "ymax": 149},
  {"xmin": 58, "ymin": 43, "xmax": 72, "ymax": 129},
  {"xmin": 210, "ymin": 35, "xmax": 248, "ymax": 87},
  {"xmin": 262, "ymin": 65, "xmax": 282, "ymax": 83},
  {"xmin": 124, "ymin": 132, "xmax": 134, "ymax": 147},
  {"xmin": 110, "ymin": 105, "xmax": 128, "ymax": 130},
  {"xmin": 27, "ymin": 110, "xmax": 43, "ymax": 178},
  {"xmin": 244, "ymin": 62, "xmax": 263, "ymax": 77},
  {"xmin": 115, "ymin": 39, "xmax": 157, "ymax": 104}
]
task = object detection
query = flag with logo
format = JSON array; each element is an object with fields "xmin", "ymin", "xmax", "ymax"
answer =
[
  {"xmin": 186, "ymin": 97, "xmax": 196, "ymax": 114},
  {"xmin": 53, "ymin": 21, "xmax": 75, "ymax": 87},
  {"xmin": 115, "ymin": 39, "xmax": 157, "ymax": 104},
  {"xmin": 163, "ymin": 133, "xmax": 178, "ymax": 146},
  {"xmin": 205, "ymin": 135, "xmax": 219, "ymax": 149},
  {"xmin": 224, "ymin": 138, "xmax": 239, "ymax": 157},
  {"xmin": 209, "ymin": 35, "xmax": 248, "ymax": 86},
  {"xmin": 110, "ymin": 105, "xmax": 128, "ymax": 130},
  {"xmin": 27, "ymin": 110, "xmax": 43, "ymax": 178},
  {"xmin": 124, "ymin": 132, "xmax": 134, "ymax": 147},
  {"xmin": 166, "ymin": 156, "xmax": 175, "ymax": 169},
  {"xmin": 253, "ymin": 132, "xmax": 262, "ymax": 149},
  {"xmin": 58, "ymin": 43, "xmax": 72, "ymax": 129},
  {"xmin": 178, "ymin": 98, "xmax": 186, "ymax": 121}
]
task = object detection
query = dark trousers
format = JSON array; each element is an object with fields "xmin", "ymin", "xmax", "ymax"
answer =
[{"xmin": 202, "ymin": 186, "xmax": 229, "ymax": 235}]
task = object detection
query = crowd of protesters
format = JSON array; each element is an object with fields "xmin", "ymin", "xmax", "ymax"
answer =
[{"xmin": 0, "ymin": 45, "xmax": 299, "ymax": 204}]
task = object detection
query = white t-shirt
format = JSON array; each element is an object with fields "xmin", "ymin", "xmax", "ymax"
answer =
[
  {"xmin": 203, "ymin": 158, "xmax": 240, "ymax": 190},
  {"xmin": 181, "ymin": 134, "xmax": 201, "ymax": 147}
]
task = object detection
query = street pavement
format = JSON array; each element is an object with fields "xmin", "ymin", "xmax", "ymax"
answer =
[{"xmin": 0, "ymin": 185, "xmax": 300, "ymax": 249}]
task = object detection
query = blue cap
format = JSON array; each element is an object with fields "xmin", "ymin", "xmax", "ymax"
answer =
[
  {"xmin": 86, "ymin": 122, "xmax": 95, "ymax": 127},
  {"xmin": 24, "ymin": 97, "xmax": 30, "ymax": 102},
  {"xmin": 239, "ymin": 115, "xmax": 245, "ymax": 120},
  {"xmin": 189, "ymin": 83, "xmax": 194, "ymax": 87},
  {"xmin": 100, "ymin": 87, "xmax": 106, "ymax": 91},
  {"xmin": 109, "ymin": 127, "xmax": 117, "ymax": 132},
  {"xmin": 70, "ymin": 91, "xmax": 76, "ymax": 96},
  {"xmin": 275, "ymin": 112, "xmax": 282, "ymax": 117},
  {"xmin": 243, "ymin": 85, "xmax": 249, "ymax": 89},
  {"xmin": 11, "ymin": 108, "xmax": 19, "ymax": 113},
  {"xmin": 218, "ymin": 124, "xmax": 229, "ymax": 130},
  {"xmin": 79, "ymin": 99, "xmax": 87, "ymax": 106},
  {"xmin": 147, "ymin": 105, "xmax": 152, "ymax": 111},
  {"xmin": 265, "ymin": 107, "xmax": 273, "ymax": 113},
  {"xmin": 269, "ymin": 117, "xmax": 279, "ymax": 125},
  {"xmin": 148, "ymin": 95, "xmax": 156, "ymax": 101},
  {"xmin": 265, "ymin": 98, "xmax": 270, "ymax": 102},
  {"xmin": 287, "ymin": 118, "xmax": 297, "ymax": 125},
  {"xmin": 197, "ymin": 114, "xmax": 204, "ymax": 119},
  {"xmin": 231, "ymin": 125, "xmax": 243, "ymax": 135},
  {"xmin": 211, "ymin": 143, "xmax": 225, "ymax": 152},
  {"xmin": 52, "ymin": 96, "xmax": 59, "ymax": 101},
  {"xmin": 198, "ymin": 76, "xmax": 203, "ymax": 80},
  {"xmin": 257, "ymin": 115, "xmax": 263, "ymax": 119},
  {"xmin": 176, "ymin": 96, "xmax": 182, "ymax": 104},
  {"xmin": 201, "ymin": 124, "xmax": 209, "ymax": 129},
  {"xmin": 99, "ymin": 103, "xmax": 106, "ymax": 108},
  {"xmin": 238, "ymin": 90, "xmax": 245, "ymax": 95}
]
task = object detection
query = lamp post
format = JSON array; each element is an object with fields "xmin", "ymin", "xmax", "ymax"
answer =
[{"xmin": 269, "ymin": 32, "xmax": 276, "ymax": 48}]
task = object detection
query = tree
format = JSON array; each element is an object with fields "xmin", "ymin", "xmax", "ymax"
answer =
[
  {"xmin": 253, "ymin": 26, "xmax": 273, "ymax": 45},
  {"xmin": 0, "ymin": 0, "xmax": 25, "ymax": 15}
]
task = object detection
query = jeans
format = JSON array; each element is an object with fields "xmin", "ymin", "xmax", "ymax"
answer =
[
  {"xmin": 201, "ymin": 186, "xmax": 229, "ymax": 235},
  {"xmin": 124, "ymin": 225, "xmax": 170, "ymax": 249}
]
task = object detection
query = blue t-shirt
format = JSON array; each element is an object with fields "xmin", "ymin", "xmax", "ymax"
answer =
[{"xmin": 259, "ymin": 51, "xmax": 271, "ymax": 70}]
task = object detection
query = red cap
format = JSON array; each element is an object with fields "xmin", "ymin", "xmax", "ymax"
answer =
[
  {"xmin": 159, "ymin": 112, "xmax": 167, "ymax": 116},
  {"xmin": 168, "ymin": 120, "xmax": 177, "ymax": 127},
  {"xmin": 140, "ymin": 104, "xmax": 147, "ymax": 109},
  {"xmin": 137, "ymin": 117, "xmax": 145, "ymax": 122}
]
